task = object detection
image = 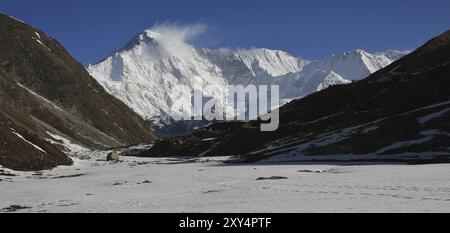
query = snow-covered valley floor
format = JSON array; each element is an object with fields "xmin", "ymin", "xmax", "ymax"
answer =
[{"xmin": 1, "ymin": 152, "xmax": 450, "ymax": 213}]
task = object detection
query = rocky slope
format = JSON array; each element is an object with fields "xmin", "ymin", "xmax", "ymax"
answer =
[
  {"xmin": 0, "ymin": 13, "xmax": 156, "ymax": 170},
  {"xmin": 141, "ymin": 30, "xmax": 450, "ymax": 162}
]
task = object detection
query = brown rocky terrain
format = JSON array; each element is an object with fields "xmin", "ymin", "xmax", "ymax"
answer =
[
  {"xmin": 0, "ymin": 13, "xmax": 156, "ymax": 170},
  {"xmin": 141, "ymin": 30, "xmax": 450, "ymax": 162}
]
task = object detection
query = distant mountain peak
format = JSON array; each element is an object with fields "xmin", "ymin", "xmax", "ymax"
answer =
[{"xmin": 88, "ymin": 30, "xmax": 408, "ymax": 136}]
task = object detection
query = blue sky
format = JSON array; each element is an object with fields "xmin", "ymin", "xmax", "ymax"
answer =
[{"xmin": 1, "ymin": 0, "xmax": 449, "ymax": 64}]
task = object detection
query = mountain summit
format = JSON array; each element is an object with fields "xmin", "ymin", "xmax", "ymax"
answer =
[{"xmin": 88, "ymin": 28, "xmax": 408, "ymax": 136}]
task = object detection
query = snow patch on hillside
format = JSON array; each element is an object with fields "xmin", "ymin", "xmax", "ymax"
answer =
[
  {"xmin": 46, "ymin": 132, "xmax": 88, "ymax": 153},
  {"xmin": 16, "ymin": 82, "xmax": 62, "ymax": 111},
  {"xmin": 9, "ymin": 128, "xmax": 46, "ymax": 154}
]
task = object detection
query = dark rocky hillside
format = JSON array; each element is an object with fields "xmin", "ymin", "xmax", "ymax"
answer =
[
  {"xmin": 142, "ymin": 30, "xmax": 450, "ymax": 162},
  {"xmin": 0, "ymin": 13, "xmax": 156, "ymax": 170}
]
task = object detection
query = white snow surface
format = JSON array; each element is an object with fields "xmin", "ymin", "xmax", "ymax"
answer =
[
  {"xmin": 1, "ymin": 151, "xmax": 449, "ymax": 213},
  {"xmin": 87, "ymin": 26, "xmax": 408, "ymax": 122}
]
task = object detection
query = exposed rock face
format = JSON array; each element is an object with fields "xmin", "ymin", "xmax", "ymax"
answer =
[{"xmin": 0, "ymin": 13, "xmax": 157, "ymax": 170}]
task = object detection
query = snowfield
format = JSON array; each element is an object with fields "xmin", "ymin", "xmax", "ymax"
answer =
[{"xmin": 1, "ymin": 150, "xmax": 450, "ymax": 213}]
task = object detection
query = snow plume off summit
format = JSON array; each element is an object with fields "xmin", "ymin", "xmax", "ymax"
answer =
[{"xmin": 88, "ymin": 23, "xmax": 408, "ymax": 135}]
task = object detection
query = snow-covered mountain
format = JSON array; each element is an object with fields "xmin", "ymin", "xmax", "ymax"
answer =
[{"xmin": 87, "ymin": 27, "xmax": 408, "ymax": 134}]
